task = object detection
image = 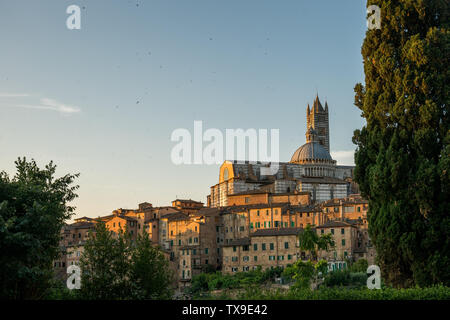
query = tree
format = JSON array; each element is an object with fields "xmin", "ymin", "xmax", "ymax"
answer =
[
  {"xmin": 297, "ymin": 225, "xmax": 335, "ymax": 261},
  {"xmin": 79, "ymin": 222, "xmax": 132, "ymax": 300},
  {"xmin": 129, "ymin": 232, "xmax": 173, "ymax": 299},
  {"xmin": 80, "ymin": 223, "xmax": 173, "ymax": 300},
  {"xmin": 0, "ymin": 157, "xmax": 79, "ymax": 299},
  {"xmin": 353, "ymin": 1, "xmax": 449, "ymax": 287}
]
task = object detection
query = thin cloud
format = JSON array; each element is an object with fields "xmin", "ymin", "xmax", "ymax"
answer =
[
  {"xmin": 17, "ymin": 98, "xmax": 81, "ymax": 114},
  {"xmin": 331, "ymin": 150, "xmax": 355, "ymax": 166}
]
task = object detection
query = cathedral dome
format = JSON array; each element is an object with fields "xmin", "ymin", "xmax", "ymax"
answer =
[{"xmin": 290, "ymin": 141, "xmax": 333, "ymax": 163}]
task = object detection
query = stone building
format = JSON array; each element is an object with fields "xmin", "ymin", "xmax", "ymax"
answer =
[
  {"xmin": 222, "ymin": 228, "xmax": 303, "ymax": 273},
  {"xmin": 208, "ymin": 96, "xmax": 356, "ymax": 207}
]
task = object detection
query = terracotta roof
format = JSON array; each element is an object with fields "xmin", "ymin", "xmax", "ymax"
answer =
[
  {"xmin": 163, "ymin": 212, "xmax": 190, "ymax": 221},
  {"xmin": 222, "ymin": 238, "xmax": 251, "ymax": 247},
  {"xmin": 65, "ymin": 222, "xmax": 95, "ymax": 230},
  {"xmin": 251, "ymin": 227, "xmax": 303, "ymax": 237},
  {"xmin": 194, "ymin": 207, "xmax": 222, "ymax": 217},
  {"xmin": 316, "ymin": 220, "xmax": 356, "ymax": 229}
]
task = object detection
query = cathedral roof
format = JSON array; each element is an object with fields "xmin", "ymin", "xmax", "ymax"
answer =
[{"xmin": 290, "ymin": 141, "xmax": 333, "ymax": 163}]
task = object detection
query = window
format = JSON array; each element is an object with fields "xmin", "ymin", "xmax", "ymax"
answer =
[
  {"xmin": 178, "ymin": 240, "xmax": 181, "ymax": 245},
  {"xmin": 262, "ymin": 243, "xmax": 266, "ymax": 251},
  {"xmin": 239, "ymin": 226, "xmax": 244, "ymax": 232},
  {"xmin": 205, "ymin": 259, "xmax": 208, "ymax": 265},
  {"xmin": 254, "ymin": 256, "xmax": 258, "ymax": 261},
  {"xmin": 341, "ymin": 228, "xmax": 345, "ymax": 235},
  {"xmin": 243, "ymin": 256, "xmax": 249, "ymax": 262},
  {"xmin": 231, "ymin": 267, "xmax": 237, "ymax": 272},
  {"xmin": 216, "ymin": 226, "xmax": 219, "ymax": 232},
  {"xmin": 331, "ymin": 229, "xmax": 334, "ymax": 235},
  {"xmin": 357, "ymin": 207, "xmax": 361, "ymax": 212},
  {"xmin": 233, "ymin": 246, "xmax": 237, "ymax": 252},
  {"xmin": 266, "ymin": 210, "xmax": 269, "ymax": 216},
  {"xmin": 291, "ymin": 221, "xmax": 295, "ymax": 227},
  {"xmin": 250, "ymin": 223, "xmax": 254, "ymax": 229},
  {"xmin": 232, "ymin": 256, "xmax": 238, "ymax": 262},
  {"xmin": 270, "ymin": 243, "xmax": 274, "ymax": 250},
  {"xmin": 205, "ymin": 248, "xmax": 209, "ymax": 254},
  {"xmin": 253, "ymin": 244, "xmax": 258, "ymax": 251},
  {"xmin": 243, "ymin": 245, "xmax": 249, "ymax": 251},
  {"xmin": 284, "ymin": 242, "xmax": 289, "ymax": 249},
  {"xmin": 245, "ymin": 197, "xmax": 249, "ymax": 203},
  {"xmin": 275, "ymin": 209, "xmax": 278, "ymax": 215},
  {"xmin": 189, "ymin": 237, "xmax": 192, "ymax": 243},
  {"xmin": 321, "ymin": 229, "xmax": 324, "ymax": 234},
  {"xmin": 275, "ymin": 221, "xmax": 279, "ymax": 227},
  {"xmin": 193, "ymin": 249, "xmax": 196, "ymax": 255},
  {"xmin": 342, "ymin": 239, "xmax": 346, "ymax": 246},
  {"xmin": 257, "ymin": 210, "xmax": 260, "ymax": 216},
  {"xmin": 269, "ymin": 256, "xmax": 275, "ymax": 261},
  {"xmin": 288, "ymin": 254, "xmax": 292, "ymax": 260},
  {"xmin": 277, "ymin": 255, "xmax": 284, "ymax": 261}
]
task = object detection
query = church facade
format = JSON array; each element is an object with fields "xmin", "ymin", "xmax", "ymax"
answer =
[{"xmin": 208, "ymin": 95, "xmax": 356, "ymax": 207}]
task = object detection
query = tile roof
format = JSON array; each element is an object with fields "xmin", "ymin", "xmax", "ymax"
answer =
[
  {"xmin": 222, "ymin": 238, "xmax": 251, "ymax": 247},
  {"xmin": 251, "ymin": 227, "xmax": 304, "ymax": 237},
  {"xmin": 316, "ymin": 220, "xmax": 356, "ymax": 228}
]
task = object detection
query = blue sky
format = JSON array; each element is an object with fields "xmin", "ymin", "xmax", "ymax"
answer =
[{"xmin": 0, "ymin": 0, "xmax": 367, "ymax": 219}]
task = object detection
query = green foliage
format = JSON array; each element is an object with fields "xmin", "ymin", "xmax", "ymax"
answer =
[
  {"xmin": 129, "ymin": 232, "xmax": 173, "ymax": 299},
  {"xmin": 292, "ymin": 260, "xmax": 315, "ymax": 289},
  {"xmin": 188, "ymin": 267, "xmax": 284, "ymax": 297},
  {"xmin": 79, "ymin": 222, "xmax": 131, "ymax": 299},
  {"xmin": 235, "ymin": 285, "xmax": 450, "ymax": 300},
  {"xmin": 79, "ymin": 223, "xmax": 173, "ymax": 299},
  {"xmin": 297, "ymin": 225, "xmax": 335, "ymax": 261},
  {"xmin": 0, "ymin": 157, "xmax": 79, "ymax": 299},
  {"xmin": 353, "ymin": 1, "xmax": 450, "ymax": 287},
  {"xmin": 323, "ymin": 269, "xmax": 367, "ymax": 288},
  {"xmin": 350, "ymin": 259, "xmax": 369, "ymax": 273}
]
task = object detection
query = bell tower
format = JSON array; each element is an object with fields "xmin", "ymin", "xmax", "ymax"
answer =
[{"xmin": 306, "ymin": 94, "xmax": 330, "ymax": 152}]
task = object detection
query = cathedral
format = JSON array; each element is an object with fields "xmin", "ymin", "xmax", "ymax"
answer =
[{"xmin": 208, "ymin": 95, "xmax": 357, "ymax": 207}]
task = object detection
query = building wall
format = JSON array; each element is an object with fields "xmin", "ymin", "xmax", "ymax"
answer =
[
  {"xmin": 222, "ymin": 234, "xmax": 300, "ymax": 274},
  {"xmin": 317, "ymin": 225, "xmax": 357, "ymax": 262}
]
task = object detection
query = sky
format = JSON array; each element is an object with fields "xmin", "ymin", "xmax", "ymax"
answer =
[{"xmin": 0, "ymin": 0, "xmax": 368, "ymax": 219}]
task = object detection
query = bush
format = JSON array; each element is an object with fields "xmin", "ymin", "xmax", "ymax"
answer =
[
  {"xmin": 232, "ymin": 285, "xmax": 450, "ymax": 300},
  {"xmin": 350, "ymin": 259, "xmax": 369, "ymax": 273}
]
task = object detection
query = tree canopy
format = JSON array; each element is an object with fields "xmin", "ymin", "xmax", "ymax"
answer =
[
  {"xmin": 353, "ymin": 0, "xmax": 449, "ymax": 287},
  {"xmin": 0, "ymin": 157, "xmax": 79, "ymax": 299}
]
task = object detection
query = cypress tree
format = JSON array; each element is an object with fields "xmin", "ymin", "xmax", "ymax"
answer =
[{"xmin": 353, "ymin": 0, "xmax": 449, "ymax": 287}]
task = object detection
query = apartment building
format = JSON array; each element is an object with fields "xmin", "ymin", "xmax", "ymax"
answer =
[{"xmin": 222, "ymin": 228, "xmax": 303, "ymax": 273}]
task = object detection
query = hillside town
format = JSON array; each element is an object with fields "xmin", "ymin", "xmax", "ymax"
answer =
[{"xmin": 54, "ymin": 96, "xmax": 376, "ymax": 288}]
